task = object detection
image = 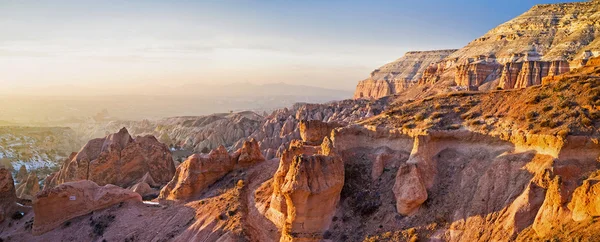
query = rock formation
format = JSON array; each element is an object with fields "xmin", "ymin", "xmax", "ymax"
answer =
[
  {"xmin": 46, "ymin": 128, "xmax": 176, "ymax": 189},
  {"xmin": 160, "ymin": 139, "xmax": 265, "ymax": 201},
  {"xmin": 279, "ymin": 154, "xmax": 344, "ymax": 241},
  {"xmin": 299, "ymin": 120, "xmax": 343, "ymax": 145},
  {"xmin": 159, "ymin": 146, "xmax": 233, "ymax": 201},
  {"xmin": 392, "ymin": 164, "xmax": 427, "ymax": 215},
  {"xmin": 260, "ymin": 139, "xmax": 344, "ymax": 242},
  {"xmin": 15, "ymin": 172, "xmax": 40, "ymax": 200},
  {"xmin": 358, "ymin": 1, "xmax": 600, "ymax": 98},
  {"xmin": 32, "ymin": 180, "xmax": 142, "ymax": 235},
  {"xmin": 231, "ymin": 138, "xmax": 265, "ymax": 167},
  {"xmin": 354, "ymin": 50, "xmax": 458, "ymax": 99},
  {"xmin": 0, "ymin": 165, "xmax": 17, "ymax": 223}
]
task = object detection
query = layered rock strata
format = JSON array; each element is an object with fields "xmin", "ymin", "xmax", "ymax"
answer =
[
  {"xmin": 354, "ymin": 50, "xmax": 458, "ymax": 99},
  {"xmin": 32, "ymin": 180, "xmax": 142, "ymax": 235}
]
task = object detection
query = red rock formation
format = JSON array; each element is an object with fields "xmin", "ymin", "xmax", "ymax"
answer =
[
  {"xmin": 299, "ymin": 120, "xmax": 343, "ymax": 145},
  {"xmin": 354, "ymin": 50, "xmax": 457, "ymax": 99},
  {"xmin": 32, "ymin": 180, "xmax": 142, "ymax": 235},
  {"xmin": 393, "ymin": 164, "xmax": 427, "ymax": 215},
  {"xmin": 279, "ymin": 154, "xmax": 344, "ymax": 242},
  {"xmin": 0, "ymin": 166, "xmax": 17, "ymax": 223},
  {"xmin": 47, "ymin": 128, "xmax": 175, "ymax": 189},
  {"xmin": 232, "ymin": 138, "xmax": 265, "ymax": 167},
  {"xmin": 159, "ymin": 146, "xmax": 233, "ymax": 201},
  {"xmin": 16, "ymin": 172, "xmax": 40, "ymax": 200},
  {"xmin": 454, "ymin": 57, "xmax": 501, "ymax": 89}
]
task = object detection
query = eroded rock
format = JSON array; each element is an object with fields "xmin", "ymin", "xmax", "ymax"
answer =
[{"xmin": 32, "ymin": 180, "xmax": 142, "ymax": 235}]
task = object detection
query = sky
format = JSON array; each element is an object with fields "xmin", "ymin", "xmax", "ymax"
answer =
[{"xmin": 0, "ymin": 0, "xmax": 582, "ymax": 95}]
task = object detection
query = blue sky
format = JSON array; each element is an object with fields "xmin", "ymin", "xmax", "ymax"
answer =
[{"xmin": 0, "ymin": 0, "xmax": 582, "ymax": 94}]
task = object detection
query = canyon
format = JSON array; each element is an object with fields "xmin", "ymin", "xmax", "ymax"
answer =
[{"xmin": 1, "ymin": 1, "xmax": 600, "ymax": 242}]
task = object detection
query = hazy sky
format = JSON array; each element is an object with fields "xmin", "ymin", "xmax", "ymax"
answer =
[{"xmin": 0, "ymin": 0, "xmax": 580, "ymax": 95}]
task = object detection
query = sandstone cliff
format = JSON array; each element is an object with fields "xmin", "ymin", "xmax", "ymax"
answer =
[
  {"xmin": 354, "ymin": 50, "xmax": 457, "ymax": 99},
  {"xmin": 356, "ymin": 1, "xmax": 600, "ymax": 99},
  {"xmin": 424, "ymin": 2, "xmax": 600, "ymax": 92}
]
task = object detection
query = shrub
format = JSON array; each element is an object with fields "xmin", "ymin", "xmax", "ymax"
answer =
[
  {"xmin": 431, "ymin": 112, "xmax": 443, "ymax": 119},
  {"xmin": 582, "ymin": 117, "xmax": 593, "ymax": 126},
  {"xmin": 403, "ymin": 123, "xmax": 416, "ymax": 129},
  {"xmin": 542, "ymin": 105, "xmax": 554, "ymax": 112},
  {"xmin": 470, "ymin": 120, "xmax": 484, "ymax": 125},
  {"xmin": 557, "ymin": 129, "xmax": 569, "ymax": 138},
  {"xmin": 559, "ymin": 100, "xmax": 576, "ymax": 109},
  {"xmin": 528, "ymin": 94, "xmax": 549, "ymax": 104},
  {"xmin": 447, "ymin": 124, "xmax": 461, "ymax": 130},
  {"xmin": 526, "ymin": 111, "xmax": 538, "ymax": 120},
  {"xmin": 461, "ymin": 112, "xmax": 480, "ymax": 120},
  {"xmin": 434, "ymin": 103, "xmax": 442, "ymax": 110},
  {"xmin": 414, "ymin": 112, "xmax": 427, "ymax": 121}
]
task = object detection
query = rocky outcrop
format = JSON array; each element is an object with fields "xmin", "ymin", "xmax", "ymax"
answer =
[
  {"xmin": 231, "ymin": 138, "xmax": 265, "ymax": 167},
  {"xmin": 32, "ymin": 180, "xmax": 142, "ymax": 235},
  {"xmin": 419, "ymin": 2, "xmax": 600, "ymax": 91},
  {"xmin": 46, "ymin": 128, "xmax": 176, "ymax": 189},
  {"xmin": 0, "ymin": 165, "xmax": 17, "ymax": 223},
  {"xmin": 354, "ymin": 50, "xmax": 458, "ymax": 99},
  {"xmin": 452, "ymin": 54, "xmax": 571, "ymax": 90},
  {"xmin": 393, "ymin": 164, "xmax": 427, "ymax": 215},
  {"xmin": 160, "ymin": 140, "xmax": 265, "ymax": 201},
  {"xmin": 279, "ymin": 154, "xmax": 344, "ymax": 242},
  {"xmin": 258, "ymin": 137, "xmax": 344, "ymax": 242},
  {"xmin": 299, "ymin": 120, "xmax": 343, "ymax": 145},
  {"xmin": 159, "ymin": 146, "xmax": 233, "ymax": 201},
  {"xmin": 16, "ymin": 172, "xmax": 40, "ymax": 200}
]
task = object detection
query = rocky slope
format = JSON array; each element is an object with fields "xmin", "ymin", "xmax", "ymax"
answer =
[
  {"xmin": 354, "ymin": 50, "xmax": 458, "ymax": 99},
  {"xmin": 356, "ymin": 1, "xmax": 600, "ymax": 100}
]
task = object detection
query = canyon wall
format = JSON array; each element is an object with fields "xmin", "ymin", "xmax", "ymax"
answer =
[
  {"xmin": 357, "ymin": 1, "xmax": 600, "ymax": 99},
  {"xmin": 354, "ymin": 50, "xmax": 457, "ymax": 99}
]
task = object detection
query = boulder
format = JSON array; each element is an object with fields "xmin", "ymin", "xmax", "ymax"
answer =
[
  {"xmin": 393, "ymin": 164, "xmax": 428, "ymax": 215},
  {"xmin": 32, "ymin": 180, "xmax": 142, "ymax": 235},
  {"xmin": 0, "ymin": 165, "xmax": 17, "ymax": 223}
]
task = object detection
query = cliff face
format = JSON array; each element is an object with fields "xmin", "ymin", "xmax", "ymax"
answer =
[
  {"xmin": 359, "ymin": 1, "xmax": 600, "ymax": 99},
  {"xmin": 424, "ymin": 2, "xmax": 600, "ymax": 91},
  {"xmin": 354, "ymin": 50, "xmax": 458, "ymax": 99}
]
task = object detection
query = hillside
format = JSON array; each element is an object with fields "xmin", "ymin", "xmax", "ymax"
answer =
[{"xmin": 356, "ymin": 1, "xmax": 600, "ymax": 100}]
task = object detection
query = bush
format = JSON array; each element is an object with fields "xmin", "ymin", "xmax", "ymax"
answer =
[
  {"xmin": 542, "ymin": 105, "xmax": 554, "ymax": 112},
  {"xmin": 403, "ymin": 123, "xmax": 416, "ymax": 129},
  {"xmin": 526, "ymin": 111, "xmax": 538, "ymax": 120},
  {"xmin": 559, "ymin": 100, "xmax": 576, "ymax": 109},
  {"xmin": 431, "ymin": 112, "xmax": 443, "ymax": 119},
  {"xmin": 461, "ymin": 112, "xmax": 480, "ymax": 120},
  {"xmin": 557, "ymin": 129, "xmax": 569, "ymax": 138},
  {"xmin": 582, "ymin": 117, "xmax": 593, "ymax": 126},
  {"xmin": 414, "ymin": 112, "xmax": 427, "ymax": 121},
  {"xmin": 470, "ymin": 120, "xmax": 484, "ymax": 125},
  {"xmin": 528, "ymin": 94, "xmax": 549, "ymax": 104}
]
